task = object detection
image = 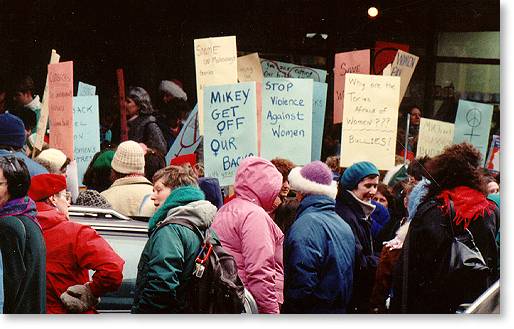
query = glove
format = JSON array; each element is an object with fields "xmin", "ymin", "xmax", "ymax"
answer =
[{"xmin": 60, "ymin": 282, "xmax": 100, "ymax": 313}]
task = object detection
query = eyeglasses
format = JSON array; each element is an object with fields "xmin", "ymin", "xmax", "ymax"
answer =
[{"xmin": 57, "ymin": 191, "xmax": 72, "ymax": 203}]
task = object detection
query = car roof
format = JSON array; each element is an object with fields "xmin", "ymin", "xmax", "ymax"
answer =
[{"xmin": 69, "ymin": 205, "xmax": 149, "ymax": 234}]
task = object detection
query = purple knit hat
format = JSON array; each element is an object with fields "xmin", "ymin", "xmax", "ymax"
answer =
[{"xmin": 288, "ymin": 161, "xmax": 338, "ymax": 199}]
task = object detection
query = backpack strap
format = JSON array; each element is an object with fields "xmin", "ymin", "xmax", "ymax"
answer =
[{"xmin": 155, "ymin": 216, "xmax": 209, "ymax": 245}]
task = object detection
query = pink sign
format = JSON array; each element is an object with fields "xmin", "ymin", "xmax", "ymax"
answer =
[
  {"xmin": 333, "ymin": 49, "xmax": 370, "ymax": 124},
  {"xmin": 48, "ymin": 61, "xmax": 74, "ymax": 160}
]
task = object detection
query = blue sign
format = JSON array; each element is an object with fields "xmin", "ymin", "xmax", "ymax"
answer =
[
  {"xmin": 261, "ymin": 59, "xmax": 327, "ymax": 82},
  {"xmin": 73, "ymin": 96, "xmax": 100, "ymax": 185},
  {"xmin": 312, "ymin": 82, "xmax": 328, "ymax": 161}
]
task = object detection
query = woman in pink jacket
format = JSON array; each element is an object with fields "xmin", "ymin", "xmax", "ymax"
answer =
[{"xmin": 212, "ymin": 156, "xmax": 284, "ymax": 314}]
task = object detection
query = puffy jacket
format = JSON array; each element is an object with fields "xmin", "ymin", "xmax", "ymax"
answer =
[
  {"xmin": 100, "ymin": 175, "xmax": 154, "ymax": 217},
  {"xmin": 212, "ymin": 157, "xmax": 284, "ymax": 314},
  {"xmin": 36, "ymin": 202, "xmax": 125, "ymax": 313},
  {"xmin": 128, "ymin": 114, "xmax": 167, "ymax": 154},
  {"xmin": 282, "ymin": 194, "xmax": 355, "ymax": 313},
  {"xmin": 0, "ymin": 149, "xmax": 48, "ymax": 177}
]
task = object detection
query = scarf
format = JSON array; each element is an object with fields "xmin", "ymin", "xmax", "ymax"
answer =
[
  {"xmin": 148, "ymin": 185, "xmax": 205, "ymax": 234},
  {"xmin": 437, "ymin": 186, "xmax": 496, "ymax": 230},
  {"xmin": 0, "ymin": 196, "xmax": 41, "ymax": 229}
]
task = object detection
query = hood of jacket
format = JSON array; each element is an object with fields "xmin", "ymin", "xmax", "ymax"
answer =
[
  {"xmin": 159, "ymin": 200, "xmax": 217, "ymax": 232},
  {"xmin": 234, "ymin": 156, "xmax": 282, "ymax": 212},
  {"xmin": 35, "ymin": 201, "xmax": 68, "ymax": 230},
  {"xmin": 296, "ymin": 194, "xmax": 336, "ymax": 218}
]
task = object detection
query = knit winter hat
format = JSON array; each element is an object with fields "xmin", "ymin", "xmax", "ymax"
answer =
[
  {"xmin": 111, "ymin": 140, "xmax": 145, "ymax": 174},
  {"xmin": 75, "ymin": 190, "xmax": 112, "ymax": 209},
  {"xmin": 159, "ymin": 80, "xmax": 187, "ymax": 101},
  {"xmin": 92, "ymin": 150, "xmax": 115, "ymax": 170},
  {"xmin": 127, "ymin": 86, "xmax": 154, "ymax": 115},
  {"xmin": 36, "ymin": 148, "xmax": 67, "ymax": 173},
  {"xmin": 28, "ymin": 173, "xmax": 67, "ymax": 201},
  {"xmin": 0, "ymin": 113, "xmax": 26, "ymax": 148},
  {"xmin": 340, "ymin": 161, "xmax": 379, "ymax": 190},
  {"xmin": 288, "ymin": 161, "xmax": 338, "ymax": 199}
]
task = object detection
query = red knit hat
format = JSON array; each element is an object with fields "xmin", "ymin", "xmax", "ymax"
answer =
[{"xmin": 28, "ymin": 174, "xmax": 67, "ymax": 201}]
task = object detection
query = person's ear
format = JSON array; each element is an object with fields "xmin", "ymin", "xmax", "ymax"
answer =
[{"xmin": 48, "ymin": 194, "xmax": 58, "ymax": 207}]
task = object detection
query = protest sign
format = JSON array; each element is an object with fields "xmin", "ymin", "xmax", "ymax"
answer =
[
  {"xmin": 388, "ymin": 50, "xmax": 419, "ymax": 100},
  {"xmin": 333, "ymin": 49, "xmax": 370, "ymax": 124},
  {"xmin": 485, "ymin": 135, "xmax": 500, "ymax": 171},
  {"xmin": 340, "ymin": 74, "xmax": 400, "ymax": 170},
  {"xmin": 165, "ymin": 105, "xmax": 202, "ymax": 164},
  {"xmin": 261, "ymin": 58, "xmax": 327, "ymax": 82},
  {"xmin": 256, "ymin": 82, "xmax": 262, "ymax": 155},
  {"xmin": 203, "ymin": 82, "xmax": 258, "ymax": 186},
  {"xmin": 416, "ymin": 118, "xmax": 455, "ymax": 157},
  {"xmin": 453, "ymin": 99, "xmax": 493, "ymax": 160},
  {"xmin": 77, "ymin": 81, "xmax": 96, "ymax": 96},
  {"xmin": 373, "ymin": 41, "xmax": 410, "ymax": 74},
  {"xmin": 66, "ymin": 160, "xmax": 79, "ymax": 203},
  {"xmin": 116, "ymin": 68, "xmax": 128, "ymax": 141},
  {"xmin": 48, "ymin": 61, "xmax": 74, "ymax": 160},
  {"xmin": 73, "ymin": 96, "xmax": 100, "ymax": 185},
  {"xmin": 261, "ymin": 78, "xmax": 313, "ymax": 165},
  {"xmin": 312, "ymin": 82, "xmax": 327, "ymax": 161},
  {"xmin": 237, "ymin": 53, "xmax": 264, "ymax": 82},
  {"xmin": 194, "ymin": 36, "xmax": 238, "ymax": 135},
  {"xmin": 34, "ymin": 49, "xmax": 60, "ymax": 154}
]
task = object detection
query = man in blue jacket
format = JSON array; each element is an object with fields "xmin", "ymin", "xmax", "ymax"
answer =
[{"xmin": 282, "ymin": 161, "xmax": 355, "ymax": 313}]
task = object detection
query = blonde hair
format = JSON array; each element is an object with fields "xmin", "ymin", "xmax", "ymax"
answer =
[{"xmin": 153, "ymin": 165, "xmax": 198, "ymax": 189}]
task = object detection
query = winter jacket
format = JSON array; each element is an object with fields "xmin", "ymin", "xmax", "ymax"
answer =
[
  {"xmin": 198, "ymin": 177, "xmax": 224, "ymax": 209},
  {"xmin": 370, "ymin": 200, "xmax": 390, "ymax": 252},
  {"xmin": 391, "ymin": 188, "xmax": 499, "ymax": 313},
  {"xmin": 335, "ymin": 189, "xmax": 379, "ymax": 313},
  {"xmin": 0, "ymin": 249, "xmax": 3, "ymax": 313},
  {"xmin": 132, "ymin": 196, "xmax": 217, "ymax": 313},
  {"xmin": 127, "ymin": 114, "xmax": 167, "ymax": 154},
  {"xmin": 282, "ymin": 194, "xmax": 355, "ymax": 313},
  {"xmin": 212, "ymin": 157, "xmax": 284, "ymax": 314},
  {"xmin": 101, "ymin": 175, "xmax": 154, "ymax": 217},
  {"xmin": 0, "ymin": 215, "xmax": 46, "ymax": 313},
  {"xmin": 0, "ymin": 149, "xmax": 48, "ymax": 177},
  {"xmin": 36, "ymin": 202, "xmax": 125, "ymax": 313}
]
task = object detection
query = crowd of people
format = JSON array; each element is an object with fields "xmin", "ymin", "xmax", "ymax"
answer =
[{"xmin": 0, "ymin": 74, "xmax": 501, "ymax": 315}]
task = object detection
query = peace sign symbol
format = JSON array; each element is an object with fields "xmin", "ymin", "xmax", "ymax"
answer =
[{"xmin": 466, "ymin": 108, "xmax": 482, "ymax": 128}]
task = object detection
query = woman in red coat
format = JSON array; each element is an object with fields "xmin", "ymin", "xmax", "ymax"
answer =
[{"xmin": 28, "ymin": 173, "xmax": 125, "ymax": 314}]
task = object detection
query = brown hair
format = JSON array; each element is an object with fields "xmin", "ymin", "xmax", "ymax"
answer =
[
  {"xmin": 153, "ymin": 165, "xmax": 198, "ymax": 189},
  {"xmin": 271, "ymin": 158, "xmax": 295, "ymax": 182}
]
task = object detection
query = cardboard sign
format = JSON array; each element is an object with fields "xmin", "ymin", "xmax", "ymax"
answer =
[
  {"xmin": 203, "ymin": 82, "xmax": 258, "ymax": 186},
  {"xmin": 340, "ymin": 74, "xmax": 401, "ymax": 170},
  {"xmin": 261, "ymin": 58, "xmax": 327, "ymax": 82},
  {"xmin": 453, "ymin": 99, "xmax": 493, "ymax": 160},
  {"xmin": 48, "ymin": 61, "xmax": 74, "ymax": 160},
  {"xmin": 194, "ymin": 36, "xmax": 238, "ymax": 135},
  {"xmin": 77, "ymin": 81, "xmax": 96, "ymax": 96},
  {"xmin": 165, "ymin": 105, "xmax": 202, "ymax": 164},
  {"xmin": 388, "ymin": 50, "xmax": 419, "ymax": 100},
  {"xmin": 333, "ymin": 49, "xmax": 370, "ymax": 124},
  {"xmin": 312, "ymin": 82, "xmax": 328, "ymax": 161},
  {"xmin": 416, "ymin": 118, "xmax": 455, "ymax": 157},
  {"xmin": 485, "ymin": 135, "xmax": 500, "ymax": 171},
  {"xmin": 373, "ymin": 41, "xmax": 410, "ymax": 74},
  {"xmin": 261, "ymin": 78, "xmax": 313, "ymax": 165},
  {"xmin": 73, "ymin": 96, "xmax": 100, "ymax": 185},
  {"xmin": 237, "ymin": 53, "xmax": 264, "ymax": 82}
]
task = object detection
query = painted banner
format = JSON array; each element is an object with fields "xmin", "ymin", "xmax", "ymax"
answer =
[
  {"xmin": 333, "ymin": 49, "xmax": 370, "ymax": 124},
  {"xmin": 485, "ymin": 135, "xmax": 500, "ymax": 171},
  {"xmin": 48, "ymin": 61, "xmax": 74, "ymax": 160},
  {"xmin": 237, "ymin": 53, "xmax": 264, "ymax": 82},
  {"xmin": 312, "ymin": 82, "xmax": 328, "ymax": 161},
  {"xmin": 203, "ymin": 82, "xmax": 258, "ymax": 186},
  {"xmin": 194, "ymin": 36, "xmax": 238, "ymax": 135},
  {"xmin": 416, "ymin": 118, "xmax": 455, "ymax": 158},
  {"xmin": 73, "ymin": 96, "xmax": 100, "ymax": 185},
  {"xmin": 260, "ymin": 58, "xmax": 327, "ymax": 82},
  {"xmin": 388, "ymin": 50, "xmax": 419, "ymax": 100},
  {"xmin": 340, "ymin": 74, "xmax": 401, "ymax": 170},
  {"xmin": 77, "ymin": 81, "xmax": 96, "ymax": 96},
  {"xmin": 165, "ymin": 105, "xmax": 202, "ymax": 164},
  {"xmin": 34, "ymin": 49, "xmax": 60, "ymax": 153},
  {"xmin": 453, "ymin": 99, "xmax": 493, "ymax": 160},
  {"xmin": 373, "ymin": 41, "xmax": 410, "ymax": 75},
  {"xmin": 261, "ymin": 78, "xmax": 313, "ymax": 165}
]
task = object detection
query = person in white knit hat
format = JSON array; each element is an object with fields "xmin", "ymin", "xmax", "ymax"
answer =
[
  {"xmin": 100, "ymin": 141, "xmax": 155, "ymax": 217},
  {"xmin": 35, "ymin": 148, "xmax": 70, "ymax": 174}
]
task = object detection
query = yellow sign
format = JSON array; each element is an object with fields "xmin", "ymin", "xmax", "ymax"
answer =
[
  {"xmin": 416, "ymin": 118, "xmax": 455, "ymax": 157},
  {"xmin": 237, "ymin": 52, "xmax": 263, "ymax": 82}
]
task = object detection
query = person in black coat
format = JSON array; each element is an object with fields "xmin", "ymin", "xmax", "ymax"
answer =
[{"xmin": 335, "ymin": 161, "xmax": 380, "ymax": 313}]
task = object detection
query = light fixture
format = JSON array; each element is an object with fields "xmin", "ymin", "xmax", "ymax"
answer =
[
  {"xmin": 368, "ymin": 6, "xmax": 379, "ymax": 18},
  {"xmin": 305, "ymin": 33, "xmax": 328, "ymax": 40}
]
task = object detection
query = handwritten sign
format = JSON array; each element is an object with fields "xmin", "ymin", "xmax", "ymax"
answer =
[
  {"xmin": 48, "ymin": 61, "xmax": 74, "ymax": 160},
  {"xmin": 333, "ymin": 49, "xmax": 370, "ymax": 124},
  {"xmin": 237, "ymin": 53, "xmax": 264, "ymax": 82},
  {"xmin": 194, "ymin": 36, "xmax": 238, "ymax": 135},
  {"xmin": 416, "ymin": 118, "xmax": 455, "ymax": 157},
  {"xmin": 485, "ymin": 135, "xmax": 500, "ymax": 171},
  {"xmin": 73, "ymin": 96, "xmax": 100, "ymax": 185},
  {"xmin": 453, "ymin": 99, "xmax": 493, "ymax": 160},
  {"xmin": 165, "ymin": 105, "xmax": 202, "ymax": 164},
  {"xmin": 261, "ymin": 78, "xmax": 313, "ymax": 165},
  {"xmin": 312, "ymin": 82, "xmax": 327, "ymax": 161},
  {"xmin": 388, "ymin": 50, "xmax": 419, "ymax": 100},
  {"xmin": 203, "ymin": 82, "xmax": 258, "ymax": 186},
  {"xmin": 77, "ymin": 81, "xmax": 96, "ymax": 96},
  {"xmin": 260, "ymin": 58, "xmax": 327, "ymax": 82},
  {"xmin": 373, "ymin": 41, "xmax": 410, "ymax": 74},
  {"xmin": 340, "ymin": 74, "xmax": 400, "ymax": 170}
]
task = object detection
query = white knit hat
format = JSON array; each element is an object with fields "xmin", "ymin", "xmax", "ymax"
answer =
[
  {"xmin": 36, "ymin": 148, "xmax": 68, "ymax": 173},
  {"xmin": 111, "ymin": 140, "xmax": 145, "ymax": 174},
  {"xmin": 159, "ymin": 80, "xmax": 187, "ymax": 101}
]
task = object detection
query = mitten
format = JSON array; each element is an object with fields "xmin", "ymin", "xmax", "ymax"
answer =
[{"xmin": 60, "ymin": 282, "xmax": 100, "ymax": 313}]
